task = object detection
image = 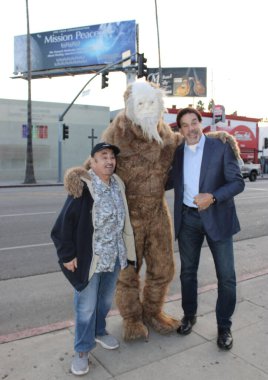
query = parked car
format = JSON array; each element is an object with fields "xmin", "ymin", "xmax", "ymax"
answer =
[{"xmin": 238, "ymin": 158, "xmax": 261, "ymax": 182}]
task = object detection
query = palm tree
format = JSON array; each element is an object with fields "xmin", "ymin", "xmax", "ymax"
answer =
[
  {"xmin": 24, "ymin": 0, "xmax": 36, "ymax": 184},
  {"xmin": 208, "ymin": 99, "xmax": 215, "ymax": 113},
  {"xmin": 196, "ymin": 100, "xmax": 205, "ymax": 112}
]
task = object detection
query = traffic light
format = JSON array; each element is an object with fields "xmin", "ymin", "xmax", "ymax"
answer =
[
  {"xmin": 62, "ymin": 123, "xmax": 69, "ymax": 140},
  {"xmin": 101, "ymin": 71, "xmax": 109, "ymax": 89},
  {"xmin": 137, "ymin": 53, "xmax": 148, "ymax": 78},
  {"xmin": 265, "ymin": 137, "xmax": 268, "ymax": 149}
]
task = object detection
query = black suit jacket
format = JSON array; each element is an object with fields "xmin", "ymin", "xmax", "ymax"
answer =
[{"xmin": 166, "ymin": 136, "xmax": 245, "ymax": 241}]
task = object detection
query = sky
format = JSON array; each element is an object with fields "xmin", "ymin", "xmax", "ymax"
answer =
[{"xmin": 1, "ymin": 0, "xmax": 268, "ymax": 119}]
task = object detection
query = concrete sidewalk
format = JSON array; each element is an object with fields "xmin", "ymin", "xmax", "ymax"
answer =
[
  {"xmin": 1, "ymin": 180, "xmax": 268, "ymax": 379},
  {"xmin": 1, "ymin": 270, "xmax": 268, "ymax": 379},
  {"xmin": 0, "ymin": 173, "xmax": 268, "ymax": 188}
]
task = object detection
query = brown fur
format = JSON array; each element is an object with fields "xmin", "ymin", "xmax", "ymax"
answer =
[
  {"xmin": 102, "ymin": 110, "xmax": 240, "ymax": 340},
  {"xmin": 64, "ymin": 166, "xmax": 91, "ymax": 198},
  {"xmin": 102, "ymin": 111, "xmax": 182, "ymax": 339},
  {"xmin": 63, "ymin": 124, "xmax": 239, "ymax": 341}
]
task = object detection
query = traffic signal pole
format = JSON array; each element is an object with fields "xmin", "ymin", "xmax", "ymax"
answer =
[
  {"xmin": 57, "ymin": 120, "xmax": 63, "ymax": 183},
  {"xmin": 56, "ymin": 52, "xmax": 137, "ymax": 183}
]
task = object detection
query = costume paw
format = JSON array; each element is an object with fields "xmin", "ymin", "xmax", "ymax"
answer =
[
  {"xmin": 122, "ymin": 319, "xmax": 149, "ymax": 341},
  {"xmin": 144, "ymin": 312, "xmax": 180, "ymax": 334}
]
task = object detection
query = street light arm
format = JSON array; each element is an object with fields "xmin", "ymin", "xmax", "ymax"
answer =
[{"xmin": 58, "ymin": 52, "xmax": 137, "ymax": 122}]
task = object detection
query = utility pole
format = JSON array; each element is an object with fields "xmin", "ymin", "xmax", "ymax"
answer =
[{"xmin": 154, "ymin": 0, "xmax": 162, "ymax": 86}]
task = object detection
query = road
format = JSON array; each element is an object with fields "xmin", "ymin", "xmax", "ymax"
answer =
[{"xmin": 0, "ymin": 179, "xmax": 268, "ymax": 336}]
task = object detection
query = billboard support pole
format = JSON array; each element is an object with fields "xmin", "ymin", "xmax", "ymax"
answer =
[{"xmin": 125, "ymin": 68, "xmax": 137, "ymax": 85}]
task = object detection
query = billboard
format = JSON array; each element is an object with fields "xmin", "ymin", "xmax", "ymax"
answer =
[
  {"xmin": 14, "ymin": 20, "xmax": 136, "ymax": 76},
  {"xmin": 147, "ymin": 67, "xmax": 207, "ymax": 97}
]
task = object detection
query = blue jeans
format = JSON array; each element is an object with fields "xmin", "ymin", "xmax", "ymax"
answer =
[
  {"xmin": 74, "ymin": 260, "xmax": 120, "ymax": 353},
  {"xmin": 178, "ymin": 207, "xmax": 236, "ymax": 329}
]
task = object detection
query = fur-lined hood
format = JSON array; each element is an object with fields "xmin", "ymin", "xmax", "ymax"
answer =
[{"xmin": 64, "ymin": 166, "xmax": 91, "ymax": 198}]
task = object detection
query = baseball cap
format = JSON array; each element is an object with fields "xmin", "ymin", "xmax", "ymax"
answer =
[{"xmin": 91, "ymin": 142, "xmax": 120, "ymax": 157}]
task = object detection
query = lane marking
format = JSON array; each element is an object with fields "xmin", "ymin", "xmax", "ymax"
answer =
[
  {"xmin": 242, "ymin": 189, "xmax": 268, "ymax": 192},
  {"xmin": 0, "ymin": 243, "xmax": 53, "ymax": 251},
  {"xmin": 237, "ymin": 195, "xmax": 268, "ymax": 200},
  {"xmin": 0, "ymin": 211, "xmax": 56, "ymax": 218}
]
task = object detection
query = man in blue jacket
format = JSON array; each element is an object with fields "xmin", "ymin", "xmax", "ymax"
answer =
[
  {"xmin": 51, "ymin": 142, "xmax": 136, "ymax": 376},
  {"xmin": 166, "ymin": 107, "xmax": 245, "ymax": 350}
]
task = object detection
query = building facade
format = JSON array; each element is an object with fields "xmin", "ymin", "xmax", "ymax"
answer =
[{"xmin": 0, "ymin": 99, "xmax": 109, "ymax": 182}]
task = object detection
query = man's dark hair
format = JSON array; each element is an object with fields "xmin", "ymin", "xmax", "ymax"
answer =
[{"xmin": 176, "ymin": 107, "xmax": 202, "ymax": 129}]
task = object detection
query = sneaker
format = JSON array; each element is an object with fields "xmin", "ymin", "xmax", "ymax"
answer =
[
  {"xmin": 71, "ymin": 352, "xmax": 89, "ymax": 376},
  {"xmin": 95, "ymin": 334, "xmax": 119, "ymax": 350}
]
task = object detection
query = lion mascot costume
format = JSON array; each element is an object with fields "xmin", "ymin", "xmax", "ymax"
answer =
[{"xmin": 86, "ymin": 81, "xmax": 240, "ymax": 341}]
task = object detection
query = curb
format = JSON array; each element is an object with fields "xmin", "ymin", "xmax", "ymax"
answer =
[
  {"xmin": 1, "ymin": 267, "xmax": 268, "ymax": 345},
  {"xmin": 0, "ymin": 183, "xmax": 63, "ymax": 188}
]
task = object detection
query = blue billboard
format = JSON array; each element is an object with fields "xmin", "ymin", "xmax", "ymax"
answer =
[{"xmin": 14, "ymin": 20, "xmax": 136, "ymax": 75}]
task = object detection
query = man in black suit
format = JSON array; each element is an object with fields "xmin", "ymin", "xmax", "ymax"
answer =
[{"xmin": 166, "ymin": 107, "xmax": 245, "ymax": 350}]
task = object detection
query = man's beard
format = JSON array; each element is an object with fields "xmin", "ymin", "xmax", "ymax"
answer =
[{"xmin": 135, "ymin": 115, "xmax": 163, "ymax": 144}]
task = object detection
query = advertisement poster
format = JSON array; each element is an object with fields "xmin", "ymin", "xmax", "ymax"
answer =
[
  {"xmin": 212, "ymin": 105, "xmax": 225, "ymax": 124},
  {"xmin": 14, "ymin": 20, "xmax": 136, "ymax": 75},
  {"xmin": 203, "ymin": 121, "xmax": 258, "ymax": 160},
  {"xmin": 147, "ymin": 67, "xmax": 207, "ymax": 97}
]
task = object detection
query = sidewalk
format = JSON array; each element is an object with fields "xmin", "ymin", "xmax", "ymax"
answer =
[
  {"xmin": 0, "ymin": 174, "xmax": 268, "ymax": 188},
  {"xmin": 1, "ymin": 270, "xmax": 268, "ymax": 379},
  {"xmin": 1, "ymin": 180, "xmax": 268, "ymax": 379}
]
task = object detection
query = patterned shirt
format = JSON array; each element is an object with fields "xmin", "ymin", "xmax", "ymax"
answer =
[{"xmin": 90, "ymin": 169, "xmax": 128, "ymax": 272}]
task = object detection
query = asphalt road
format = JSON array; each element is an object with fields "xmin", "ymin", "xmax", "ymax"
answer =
[{"xmin": 0, "ymin": 179, "xmax": 268, "ymax": 335}]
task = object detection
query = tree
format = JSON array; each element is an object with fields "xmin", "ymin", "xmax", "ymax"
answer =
[
  {"xmin": 196, "ymin": 100, "xmax": 205, "ymax": 112},
  {"xmin": 208, "ymin": 99, "xmax": 215, "ymax": 113},
  {"xmin": 24, "ymin": 0, "xmax": 36, "ymax": 184}
]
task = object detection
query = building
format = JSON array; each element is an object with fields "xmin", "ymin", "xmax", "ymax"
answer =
[
  {"xmin": 165, "ymin": 108, "xmax": 268, "ymax": 173},
  {"xmin": 0, "ymin": 99, "xmax": 109, "ymax": 182}
]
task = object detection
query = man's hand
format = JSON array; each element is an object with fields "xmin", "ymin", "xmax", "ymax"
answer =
[
  {"xmin": 193, "ymin": 193, "xmax": 214, "ymax": 211},
  {"xmin": 63, "ymin": 258, "xmax": 77, "ymax": 272}
]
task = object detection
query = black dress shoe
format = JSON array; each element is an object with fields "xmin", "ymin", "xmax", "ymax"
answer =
[
  {"xmin": 177, "ymin": 316, "xmax": 197, "ymax": 335},
  {"xmin": 217, "ymin": 328, "xmax": 233, "ymax": 350}
]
